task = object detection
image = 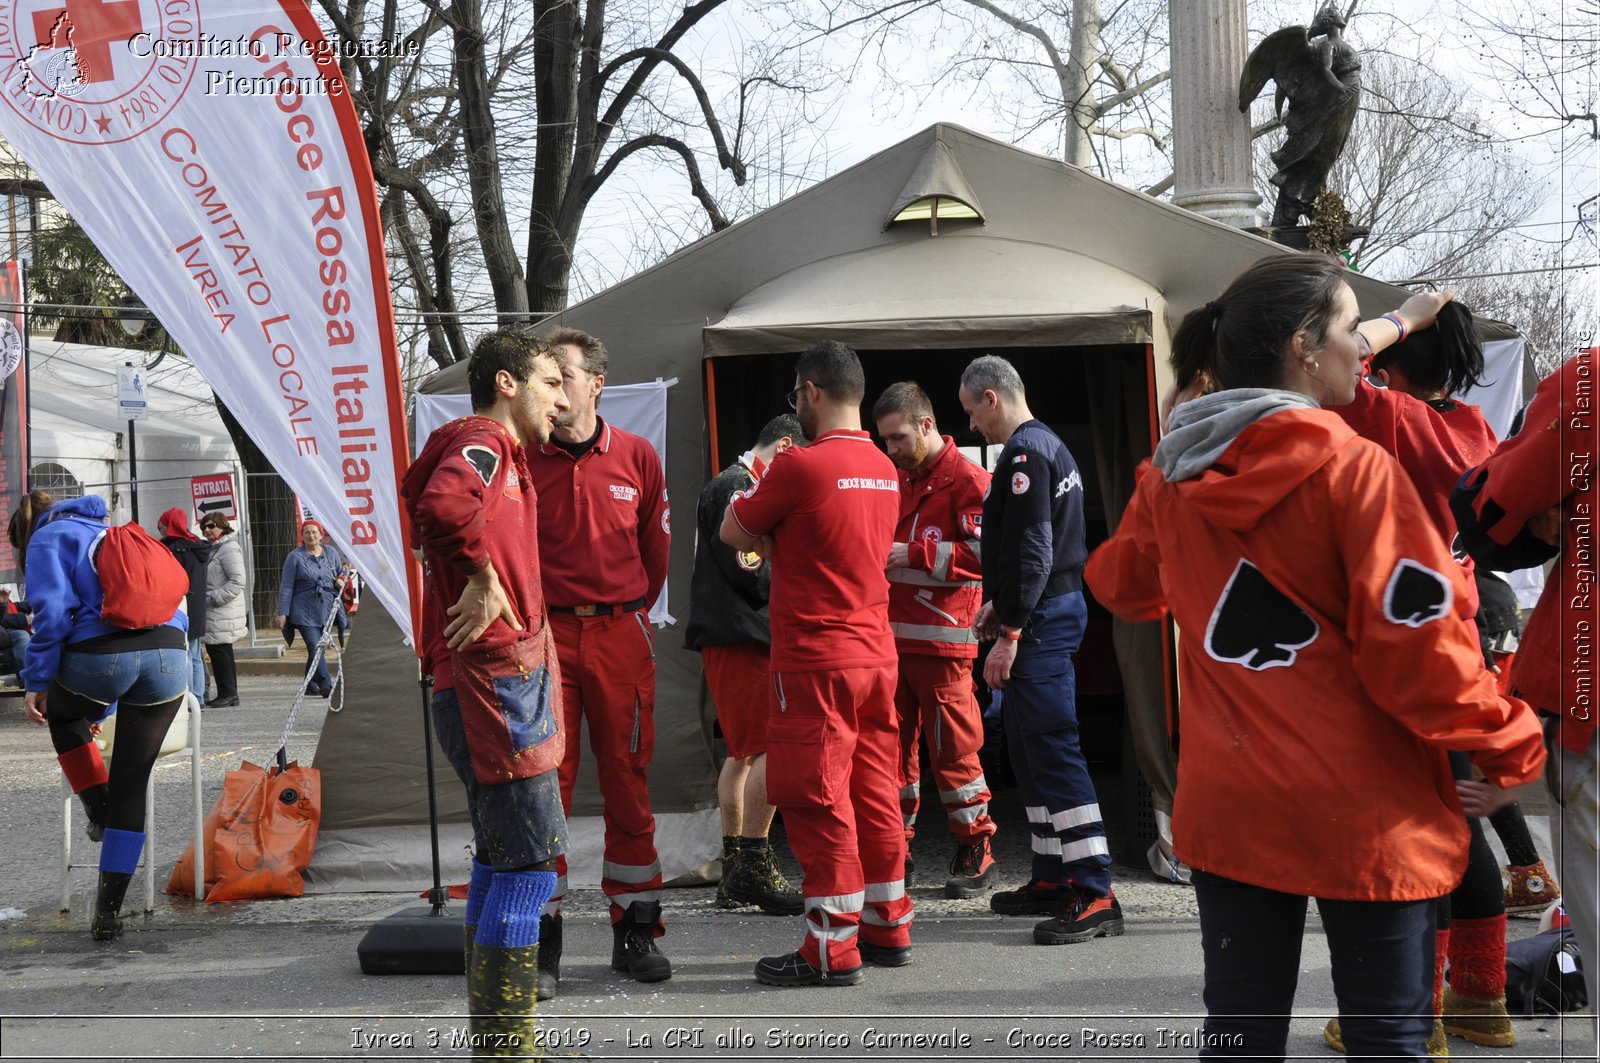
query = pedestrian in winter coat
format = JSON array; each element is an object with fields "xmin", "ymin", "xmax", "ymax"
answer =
[
  {"xmin": 157, "ymin": 508, "xmax": 216, "ymax": 701},
  {"xmin": 198, "ymin": 515, "xmax": 246, "ymax": 707}
]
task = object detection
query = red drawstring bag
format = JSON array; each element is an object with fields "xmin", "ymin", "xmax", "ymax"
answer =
[{"xmin": 93, "ymin": 523, "xmax": 189, "ymax": 629}]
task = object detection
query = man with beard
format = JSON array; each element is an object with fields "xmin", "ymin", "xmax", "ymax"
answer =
[
  {"xmin": 401, "ymin": 329, "xmax": 570, "ymax": 1049},
  {"xmin": 721, "ymin": 340, "xmax": 911, "ymax": 986},
  {"xmin": 873, "ymin": 382, "xmax": 997, "ymax": 898},
  {"xmin": 525, "ymin": 326, "xmax": 672, "ymax": 996}
]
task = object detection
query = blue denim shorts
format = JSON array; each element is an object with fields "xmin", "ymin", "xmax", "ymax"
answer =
[{"xmin": 55, "ymin": 646, "xmax": 189, "ymax": 707}]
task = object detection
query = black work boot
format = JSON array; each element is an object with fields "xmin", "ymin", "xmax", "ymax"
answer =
[
  {"xmin": 715, "ymin": 837, "xmax": 741, "ymax": 909},
  {"xmin": 733, "ymin": 840, "xmax": 803, "ymax": 916},
  {"xmin": 610, "ymin": 901, "xmax": 672, "ymax": 983},
  {"xmin": 78, "ymin": 785, "xmax": 109, "ymax": 843},
  {"xmin": 535, "ymin": 912, "xmax": 562, "ymax": 1001},
  {"xmin": 91, "ymin": 871, "xmax": 133, "ymax": 942}
]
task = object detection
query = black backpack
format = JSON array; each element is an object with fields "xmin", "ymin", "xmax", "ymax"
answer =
[{"xmin": 1504, "ymin": 926, "xmax": 1587, "ymax": 1015}]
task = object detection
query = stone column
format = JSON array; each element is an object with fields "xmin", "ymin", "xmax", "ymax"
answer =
[{"xmin": 1169, "ymin": 0, "xmax": 1261, "ymax": 228}]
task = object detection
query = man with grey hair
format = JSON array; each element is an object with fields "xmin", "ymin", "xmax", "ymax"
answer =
[{"xmin": 958, "ymin": 354, "xmax": 1123, "ymax": 947}]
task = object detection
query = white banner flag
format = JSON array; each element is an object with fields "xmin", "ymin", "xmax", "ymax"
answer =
[{"xmin": 0, "ymin": 0, "xmax": 418, "ymax": 641}]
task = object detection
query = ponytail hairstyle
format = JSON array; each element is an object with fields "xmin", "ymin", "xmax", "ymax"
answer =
[
  {"xmin": 1171, "ymin": 254, "xmax": 1349, "ymax": 393},
  {"xmin": 6, "ymin": 489, "xmax": 58, "ymax": 571},
  {"xmin": 1369, "ymin": 300, "xmax": 1485, "ymax": 397}
]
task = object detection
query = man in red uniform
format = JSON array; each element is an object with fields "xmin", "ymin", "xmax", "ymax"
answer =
[
  {"xmin": 401, "ymin": 329, "xmax": 570, "ymax": 1048},
  {"xmin": 721, "ymin": 339, "xmax": 913, "ymax": 987},
  {"xmin": 872, "ymin": 382, "xmax": 998, "ymax": 898},
  {"xmin": 526, "ymin": 326, "xmax": 671, "ymax": 995}
]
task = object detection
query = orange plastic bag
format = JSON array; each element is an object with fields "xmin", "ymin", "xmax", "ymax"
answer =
[{"xmin": 167, "ymin": 759, "xmax": 321, "ymax": 902}]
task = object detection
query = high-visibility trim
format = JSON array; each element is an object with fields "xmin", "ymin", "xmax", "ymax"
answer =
[
  {"xmin": 603, "ymin": 860, "xmax": 663, "ymax": 883},
  {"xmin": 1048, "ymin": 803, "xmax": 1103, "ymax": 831},
  {"xmin": 949, "ymin": 803, "xmax": 989, "ymax": 824},
  {"xmin": 887, "ymin": 566, "xmax": 974, "ymax": 589},
  {"xmin": 940, "ymin": 777, "xmax": 988, "ymax": 803},
  {"xmin": 864, "ymin": 880, "xmax": 906, "ymax": 903},
  {"xmin": 608, "ymin": 889, "xmax": 664, "ymax": 909},
  {"xmin": 804, "ymin": 920, "xmax": 859, "ymax": 943},
  {"xmin": 891, "ymin": 622, "xmax": 978, "ymax": 644},
  {"xmin": 804, "ymin": 891, "xmax": 865, "ymax": 915},
  {"xmin": 862, "ymin": 908, "xmax": 915, "ymax": 927},
  {"xmin": 899, "ymin": 783, "xmax": 920, "ymax": 800},
  {"xmin": 1026, "ymin": 803, "xmax": 1050, "ymax": 824},
  {"xmin": 1031, "ymin": 835, "xmax": 1111, "ymax": 862},
  {"xmin": 932, "ymin": 542, "xmax": 954, "ymax": 581}
]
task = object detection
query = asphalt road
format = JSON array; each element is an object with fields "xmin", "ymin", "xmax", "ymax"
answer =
[{"xmin": 0, "ymin": 672, "xmax": 1593, "ymax": 1062}]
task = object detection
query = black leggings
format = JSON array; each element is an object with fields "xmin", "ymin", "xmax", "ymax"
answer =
[
  {"xmin": 48, "ymin": 682, "xmax": 184, "ymax": 834},
  {"xmin": 1446, "ymin": 751, "xmax": 1507, "ymax": 922}
]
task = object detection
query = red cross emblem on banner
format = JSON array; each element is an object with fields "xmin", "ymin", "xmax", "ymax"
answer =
[{"xmin": 31, "ymin": 0, "xmax": 141, "ymax": 85}]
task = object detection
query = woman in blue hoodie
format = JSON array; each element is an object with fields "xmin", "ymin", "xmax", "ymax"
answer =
[{"xmin": 9, "ymin": 490, "xmax": 189, "ymax": 942}]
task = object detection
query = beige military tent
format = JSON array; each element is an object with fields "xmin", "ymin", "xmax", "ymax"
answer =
[{"xmin": 307, "ymin": 123, "xmax": 1519, "ymax": 891}]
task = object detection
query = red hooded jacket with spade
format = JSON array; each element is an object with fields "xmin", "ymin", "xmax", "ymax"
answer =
[{"xmin": 1086, "ymin": 404, "xmax": 1544, "ymax": 901}]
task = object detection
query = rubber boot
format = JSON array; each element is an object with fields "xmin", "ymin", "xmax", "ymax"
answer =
[
  {"xmin": 470, "ymin": 869, "xmax": 556, "ymax": 1060},
  {"xmin": 535, "ymin": 913, "xmax": 561, "ymax": 1001},
  {"xmin": 611, "ymin": 900, "xmax": 672, "ymax": 982},
  {"xmin": 91, "ymin": 871, "xmax": 133, "ymax": 942},
  {"xmin": 93, "ymin": 828, "xmax": 144, "ymax": 942},
  {"xmin": 57, "ymin": 745, "xmax": 109, "ymax": 843},
  {"xmin": 468, "ymin": 943, "xmax": 540, "ymax": 1060}
]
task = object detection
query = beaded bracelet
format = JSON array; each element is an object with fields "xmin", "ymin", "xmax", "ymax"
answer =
[{"xmin": 1381, "ymin": 312, "xmax": 1408, "ymax": 343}]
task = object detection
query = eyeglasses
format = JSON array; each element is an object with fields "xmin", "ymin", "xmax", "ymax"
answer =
[{"xmin": 785, "ymin": 386, "xmax": 802, "ymax": 411}]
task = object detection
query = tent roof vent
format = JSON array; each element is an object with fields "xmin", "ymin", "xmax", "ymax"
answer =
[{"xmin": 886, "ymin": 137, "xmax": 985, "ymax": 234}]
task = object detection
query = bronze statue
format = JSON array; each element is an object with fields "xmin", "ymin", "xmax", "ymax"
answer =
[{"xmin": 1238, "ymin": 3, "xmax": 1362, "ymax": 228}]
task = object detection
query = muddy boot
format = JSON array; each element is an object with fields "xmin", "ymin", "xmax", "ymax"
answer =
[
  {"xmin": 724, "ymin": 839, "xmax": 802, "ymax": 916},
  {"xmin": 535, "ymin": 913, "xmax": 561, "ymax": 1001},
  {"xmin": 91, "ymin": 871, "xmax": 133, "ymax": 942},
  {"xmin": 715, "ymin": 836, "xmax": 741, "ymax": 909},
  {"xmin": 611, "ymin": 901, "xmax": 672, "ymax": 983},
  {"xmin": 468, "ymin": 943, "xmax": 540, "ymax": 1060}
]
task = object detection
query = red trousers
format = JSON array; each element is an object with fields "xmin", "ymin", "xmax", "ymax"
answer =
[
  {"xmin": 767, "ymin": 665, "xmax": 912, "ymax": 973},
  {"xmin": 894, "ymin": 655, "xmax": 994, "ymax": 844},
  {"xmin": 548, "ymin": 609, "xmax": 662, "ymax": 928}
]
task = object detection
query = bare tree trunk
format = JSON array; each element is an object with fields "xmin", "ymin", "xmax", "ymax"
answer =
[
  {"xmin": 528, "ymin": 0, "xmax": 582, "ymax": 315},
  {"xmin": 1063, "ymin": 0, "xmax": 1103, "ymax": 168},
  {"xmin": 451, "ymin": 0, "xmax": 529, "ymax": 318}
]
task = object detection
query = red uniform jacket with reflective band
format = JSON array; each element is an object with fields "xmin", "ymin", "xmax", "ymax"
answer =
[
  {"xmin": 402, "ymin": 416, "xmax": 563, "ymax": 781},
  {"xmin": 888, "ymin": 438, "xmax": 989, "ymax": 659},
  {"xmin": 526, "ymin": 420, "xmax": 670, "ymax": 608},
  {"xmin": 1335, "ymin": 377, "xmax": 1497, "ymax": 616},
  {"xmin": 1085, "ymin": 408, "xmax": 1545, "ymax": 901},
  {"xmin": 1458, "ymin": 352, "xmax": 1599, "ymax": 752}
]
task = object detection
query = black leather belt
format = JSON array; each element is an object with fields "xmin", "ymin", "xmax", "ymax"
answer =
[{"xmin": 549, "ymin": 596, "xmax": 646, "ymax": 618}]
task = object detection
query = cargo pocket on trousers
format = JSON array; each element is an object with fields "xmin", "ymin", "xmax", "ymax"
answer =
[
  {"xmin": 765, "ymin": 704, "xmax": 830, "ymax": 811},
  {"xmin": 493, "ymin": 668, "xmax": 558, "ymax": 755}
]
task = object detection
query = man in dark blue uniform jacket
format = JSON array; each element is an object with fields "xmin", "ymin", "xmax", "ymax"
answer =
[{"xmin": 958, "ymin": 354, "xmax": 1123, "ymax": 947}]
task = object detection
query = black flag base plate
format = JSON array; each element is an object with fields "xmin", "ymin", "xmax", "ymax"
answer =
[{"xmin": 357, "ymin": 906, "xmax": 465, "ymax": 975}]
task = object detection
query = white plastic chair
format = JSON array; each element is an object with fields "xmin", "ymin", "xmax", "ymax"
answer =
[{"xmin": 59, "ymin": 692, "xmax": 205, "ymax": 912}]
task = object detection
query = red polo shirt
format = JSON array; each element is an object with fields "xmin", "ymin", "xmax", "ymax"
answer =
[
  {"xmin": 526, "ymin": 418, "xmax": 670, "ymax": 608},
  {"xmin": 728, "ymin": 429, "xmax": 898, "ymax": 671}
]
